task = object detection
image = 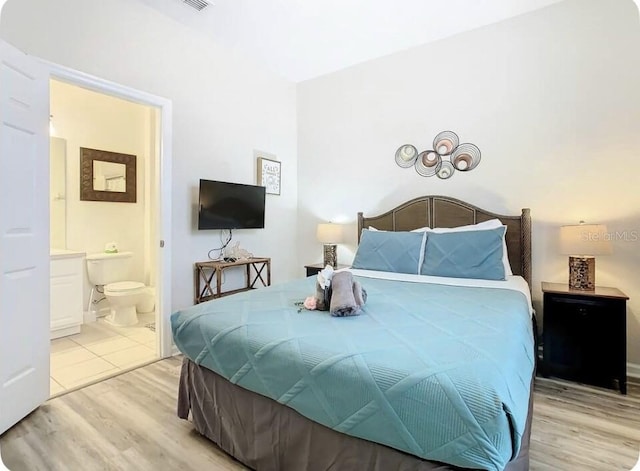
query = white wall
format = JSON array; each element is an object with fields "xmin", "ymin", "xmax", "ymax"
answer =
[
  {"xmin": 50, "ymin": 80, "xmax": 152, "ymax": 308},
  {"xmin": 0, "ymin": 0, "xmax": 298, "ymax": 311},
  {"xmin": 297, "ymin": 0, "xmax": 640, "ymax": 363}
]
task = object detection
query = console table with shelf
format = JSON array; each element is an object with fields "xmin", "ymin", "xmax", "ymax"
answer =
[{"xmin": 194, "ymin": 257, "xmax": 271, "ymax": 304}]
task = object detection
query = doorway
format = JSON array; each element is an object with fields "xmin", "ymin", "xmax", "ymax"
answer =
[
  {"xmin": 48, "ymin": 79, "xmax": 157, "ymax": 395},
  {"xmin": 45, "ymin": 63, "xmax": 173, "ymax": 396}
]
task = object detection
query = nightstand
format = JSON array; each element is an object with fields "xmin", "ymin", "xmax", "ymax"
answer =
[
  {"xmin": 304, "ymin": 263, "xmax": 349, "ymax": 277},
  {"xmin": 542, "ymin": 282, "xmax": 628, "ymax": 394}
]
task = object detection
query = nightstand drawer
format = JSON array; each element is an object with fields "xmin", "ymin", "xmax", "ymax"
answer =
[
  {"xmin": 546, "ymin": 296, "xmax": 607, "ymax": 324},
  {"xmin": 547, "ymin": 294, "xmax": 608, "ymax": 310}
]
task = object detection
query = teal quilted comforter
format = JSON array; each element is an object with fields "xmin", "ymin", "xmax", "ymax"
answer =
[{"xmin": 171, "ymin": 274, "xmax": 534, "ymax": 470}]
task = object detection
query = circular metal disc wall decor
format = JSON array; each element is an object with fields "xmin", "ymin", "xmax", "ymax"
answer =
[
  {"xmin": 451, "ymin": 143, "xmax": 481, "ymax": 171},
  {"xmin": 433, "ymin": 131, "xmax": 459, "ymax": 156},
  {"xmin": 395, "ymin": 131, "xmax": 480, "ymax": 180},
  {"xmin": 415, "ymin": 151, "xmax": 441, "ymax": 177},
  {"xmin": 436, "ymin": 160, "xmax": 455, "ymax": 179},
  {"xmin": 394, "ymin": 144, "xmax": 418, "ymax": 168}
]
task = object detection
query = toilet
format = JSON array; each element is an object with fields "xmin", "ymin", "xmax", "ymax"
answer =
[{"xmin": 86, "ymin": 251, "xmax": 147, "ymax": 327}]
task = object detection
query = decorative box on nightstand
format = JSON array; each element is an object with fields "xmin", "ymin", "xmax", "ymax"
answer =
[
  {"xmin": 304, "ymin": 263, "xmax": 349, "ymax": 277},
  {"xmin": 541, "ymin": 282, "xmax": 628, "ymax": 394}
]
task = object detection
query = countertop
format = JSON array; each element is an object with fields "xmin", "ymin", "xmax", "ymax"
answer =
[{"xmin": 50, "ymin": 248, "xmax": 86, "ymax": 260}]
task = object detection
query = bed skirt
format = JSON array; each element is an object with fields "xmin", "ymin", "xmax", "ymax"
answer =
[{"xmin": 177, "ymin": 358, "xmax": 533, "ymax": 471}]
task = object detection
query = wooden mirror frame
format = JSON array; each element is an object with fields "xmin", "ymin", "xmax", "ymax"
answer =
[{"xmin": 80, "ymin": 147, "xmax": 137, "ymax": 203}]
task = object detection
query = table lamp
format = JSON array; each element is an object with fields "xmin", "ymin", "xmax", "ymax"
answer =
[
  {"xmin": 316, "ymin": 223, "xmax": 343, "ymax": 269},
  {"xmin": 559, "ymin": 222, "xmax": 612, "ymax": 290}
]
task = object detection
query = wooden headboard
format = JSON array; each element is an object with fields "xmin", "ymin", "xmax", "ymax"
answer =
[{"xmin": 357, "ymin": 195, "xmax": 531, "ymax": 287}]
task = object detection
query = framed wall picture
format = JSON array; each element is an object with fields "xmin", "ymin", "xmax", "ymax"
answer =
[{"xmin": 257, "ymin": 155, "xmax": 281, "ymax": 195}]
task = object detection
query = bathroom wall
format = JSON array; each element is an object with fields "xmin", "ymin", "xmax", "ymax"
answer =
[
  {"xmin": 50, "ymin": 80, "xmax": 155, "ymax": 309},
  {"xmin": 49, "ymin": 137, "xmax": 66, "ymax": 249}
]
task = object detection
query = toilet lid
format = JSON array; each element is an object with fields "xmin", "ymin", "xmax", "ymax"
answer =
[{"xmin": 105, "ymin": 281, "xmax": 145, "ymax": 292}]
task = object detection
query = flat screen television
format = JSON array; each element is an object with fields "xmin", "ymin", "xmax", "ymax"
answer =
[{"xmin": 198, "ymin": 179, "xmax": 266, "ymax": 230}]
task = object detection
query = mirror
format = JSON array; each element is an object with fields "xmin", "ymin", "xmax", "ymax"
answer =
[
  {"xmin": 80, "ymin": 147, "xmax": 136, "ymax": 203},
  {"xmin": 93, "ymin": 161, "xmax": 126, "ymax": 192}
]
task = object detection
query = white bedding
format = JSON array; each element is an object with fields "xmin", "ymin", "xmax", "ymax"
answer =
[{"xmin": 346, "ymin": 267, "xmax": 534, "ymax": 315}]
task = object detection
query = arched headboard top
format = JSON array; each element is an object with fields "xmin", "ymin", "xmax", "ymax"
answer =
[{"xmin": 357, "ymin": 195, "xmax": 531, "ymax": 287}]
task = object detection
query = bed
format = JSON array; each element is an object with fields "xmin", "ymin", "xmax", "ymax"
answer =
[{"xmin": 172, "ymin": 195, "xmax": 535, "ymax": 471}]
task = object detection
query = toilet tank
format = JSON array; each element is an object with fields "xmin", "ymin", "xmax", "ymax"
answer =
[{"xmin": 86, "ymin": 251, "xmax": 133, "ymax": 286}]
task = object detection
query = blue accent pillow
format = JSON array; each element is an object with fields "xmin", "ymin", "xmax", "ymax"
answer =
[
  {"xmin": 421, "ymin": 227, "xmax": 507, "ymax": 280},
  {"xmin": 352, "ymin": 230, "xmax": 425, "ymax": 274}
]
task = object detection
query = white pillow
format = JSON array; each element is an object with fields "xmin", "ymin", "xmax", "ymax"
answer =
[
  {"xmin": 411, "ymin": 219, "xmax": 497, "ymax": 233},
  {"xmin": 367, "ymin": 220, "xmax": 513, "ymax": 275}
]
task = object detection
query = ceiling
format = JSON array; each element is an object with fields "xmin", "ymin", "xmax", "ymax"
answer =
[{"xmin": 134, "ymin": 0, "xmax": 563, "ymax": 82}]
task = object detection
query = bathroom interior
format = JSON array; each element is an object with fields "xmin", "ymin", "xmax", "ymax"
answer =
[{"xmin": 49, "ymin": 79, "xmax": 160, "ymax": 396}]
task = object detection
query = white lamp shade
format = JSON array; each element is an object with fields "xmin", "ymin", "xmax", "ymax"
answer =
[
  {"xmin": 317, "ymin": 223, "xmax": 343, "ymax": 243},
  {"xmin": 559, "ymin": 224, "xmax": 613, "ymax": 256}
]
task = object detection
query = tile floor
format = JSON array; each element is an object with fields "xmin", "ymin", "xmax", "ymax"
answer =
[{"xmin": 50, "ymin": 312, "xmax": 157, "ymax": 396}]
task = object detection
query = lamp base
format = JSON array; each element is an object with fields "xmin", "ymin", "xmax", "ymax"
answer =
[
  {"xmin": 568, "ymin": 256, "xmax": 595, "ymax": 290},
  {"xmin": 323, "ymin": 244, "xmax": 338, "ymax": 269}
]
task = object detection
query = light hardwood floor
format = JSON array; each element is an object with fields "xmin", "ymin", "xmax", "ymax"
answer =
[{"xmin": 1, "ymin": 357, "xmax": 638, "ymax": 470}]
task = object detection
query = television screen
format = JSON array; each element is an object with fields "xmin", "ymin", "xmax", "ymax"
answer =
[{"xmin": 198, "ymin": 179, "xmax": 266, "ymax": 230}]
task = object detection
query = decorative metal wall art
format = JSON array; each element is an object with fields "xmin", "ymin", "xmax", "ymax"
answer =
[{"xmin": 395, "ymin": 131, "xmax": 481, "ymax": 179}]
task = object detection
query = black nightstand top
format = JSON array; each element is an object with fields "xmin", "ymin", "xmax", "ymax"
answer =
[{"xmin": 542, "ymin": 282, "xmax": 628, "ymax": 300}]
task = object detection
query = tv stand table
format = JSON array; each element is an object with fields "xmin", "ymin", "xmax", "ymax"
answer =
[{"xmin": 194, "ymin": 257, "xmax": 271, "ymax": 304}]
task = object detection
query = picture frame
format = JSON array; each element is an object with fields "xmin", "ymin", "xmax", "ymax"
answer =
[{"xmin": 256, "ymin": 155, "xmax": 281, "ymax": 195}]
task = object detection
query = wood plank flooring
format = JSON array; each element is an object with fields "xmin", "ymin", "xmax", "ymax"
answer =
[{"xmin": 1, "ymin": 357, "xmax": 638, "ymax": 470}]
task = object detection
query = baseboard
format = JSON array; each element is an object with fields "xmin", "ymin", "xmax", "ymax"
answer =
[
  {"xmin": 50, "ymin": 325, "xmax": 81, "ymax": 340},
  {"xmin": 627, "ymin": 362, "xmax": 640, "ymax": 380}
]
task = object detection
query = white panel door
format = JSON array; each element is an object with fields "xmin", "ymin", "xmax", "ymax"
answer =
[{"xmin": 0, "ymin": 39, "xmax": 50, "ymax": 434}]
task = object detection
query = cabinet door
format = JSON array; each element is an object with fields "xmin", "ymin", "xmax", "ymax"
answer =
[
  {"xmin": 545, "ymin": 294, "xmax": 621, "ymax": 388},
  {"xmin": 50, "ymin": 258, "xmax": 83, "ymax": 332},
  {"xmin": 587, "ymin": 299, "xmax": 625, "ymax": 387},
  {"xmin": 544, "ymin": 295, "xmax": 589, "ymax": 373},
  {"xmin": 50, "ymin": 274, "xmax": 81, "ymax": 330}
]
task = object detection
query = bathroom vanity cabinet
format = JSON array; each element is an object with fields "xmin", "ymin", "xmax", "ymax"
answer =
[{"xmin": 50, "ymin": 250, "xmax": 85, "ymax": 339}]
